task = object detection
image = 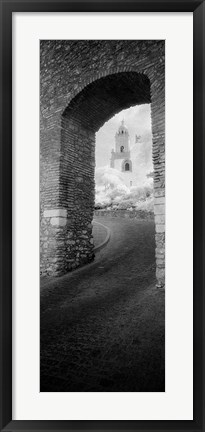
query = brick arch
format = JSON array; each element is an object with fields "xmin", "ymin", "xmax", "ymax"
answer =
[
  {"xmin": 63, "ymin": 71, "xmax": 151, "ymax": 131},
  {"xmin": 65, "ymin": 65, "xmax": 151, "ymax": 108}
]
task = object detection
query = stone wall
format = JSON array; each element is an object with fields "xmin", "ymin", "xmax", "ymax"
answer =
[
  {"xmin": 94, "ymin": 209, "xmax": 154, "ymax": 221},
  {"xmin": 40, "ymin": 40, "xmax": 165, "ymax": 285}
]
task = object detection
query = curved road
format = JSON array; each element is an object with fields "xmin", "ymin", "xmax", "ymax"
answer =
[{"xmin": 41, "ymin": 216, "xmax": 165, "ymax": 392}]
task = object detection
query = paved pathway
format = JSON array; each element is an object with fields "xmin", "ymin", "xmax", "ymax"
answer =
[{"xmin": 41, "ymin": 216, "xmax": 165, "ymax": 392}]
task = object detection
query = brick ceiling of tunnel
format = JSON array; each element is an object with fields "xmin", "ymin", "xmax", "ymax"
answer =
[{"xmin": 63, "ymin": 72, "xmax": 151, "ymax": 131}]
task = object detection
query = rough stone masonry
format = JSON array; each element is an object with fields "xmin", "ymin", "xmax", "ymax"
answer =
[{"xmin": 40, "ymin": 40, "xmax": 165, "ymax": 286}]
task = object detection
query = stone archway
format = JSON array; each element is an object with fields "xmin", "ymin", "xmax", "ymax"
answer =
[{"xmin": 40, "ymin": 41, "xmax": 165, "ymax": 286}]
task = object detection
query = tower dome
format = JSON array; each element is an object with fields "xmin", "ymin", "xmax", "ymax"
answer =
[{"xmin": 117, "ymin": 119, "xmax": 129, "ymax": 135}]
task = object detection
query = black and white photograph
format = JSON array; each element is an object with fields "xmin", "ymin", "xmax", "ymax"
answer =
[
  {"xmin": 2, "ymin": 1, "xmax": 204, "ymax": 428},
  {"xmin": 40, "ymin": 40, "xmax": 165, "ymax": 392}
]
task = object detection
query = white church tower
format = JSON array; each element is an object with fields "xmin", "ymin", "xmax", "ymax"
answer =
[{"xmin": 110, "ymin": 120, "xmax": 137, "ymax": 188}]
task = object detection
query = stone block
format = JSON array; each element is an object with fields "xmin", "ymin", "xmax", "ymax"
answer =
[
  {"xmin": 156, "ymin": 247, "xmax": 165, "ymax": 255},
  {"xmin": 156, "ymin": 224, "xmax": 165, "ymax": 233},
  {"xmin": 154, "ymin": 196, "xmax": 165, "ymax": 205},
  {"xmin": 154, "ymin": 204, "xmax": 165, "ymax": 215},
  {"xmin": 156, "ymin": 258, "xmax": 165, "ymax": 266},
  {"xmin": 44, "ymin": 208, "xmax": 67, "ymax": 218},
  {"xmin": 154, "ymin": 189, "xmax": 165, "ymax": 198},
  {"xmin": 156, "ymin": 267, "xmax": 165, "ymax": 283},
  {"xmin": 155, "ymin": 214, "xmax": 165, "ymax": 224},
  {"xmin": 50, "ymin": 217, "xmax": 67, "ymax": 226}
]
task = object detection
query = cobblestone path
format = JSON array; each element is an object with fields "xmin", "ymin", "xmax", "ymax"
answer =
[{"xmin": 41, "ymin": 217, "xmax": 165, "ymax": 392}]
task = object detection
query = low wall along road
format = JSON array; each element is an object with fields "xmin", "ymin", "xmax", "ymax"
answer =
[
  {"xmin": 94, "ymin": 208, "xmax": 154, "ymax": 221},
  {"xmin": 92, "ymin": 219, "xmax": 111, "ymax": 251}
]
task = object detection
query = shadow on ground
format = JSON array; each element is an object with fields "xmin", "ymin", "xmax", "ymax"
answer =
[{"xmin": 40, "ymin": 217, "xmax": 165, "ymax": 392}]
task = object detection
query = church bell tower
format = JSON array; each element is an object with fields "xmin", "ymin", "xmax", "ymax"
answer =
[{"xmin": 110, "ymin": 120, "xmax": 132, "ymax": 173}]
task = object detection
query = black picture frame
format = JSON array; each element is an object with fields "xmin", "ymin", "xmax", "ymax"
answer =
[{"xmin": 0, "ymin": 0, "xmax": 204, "ymax": 431}]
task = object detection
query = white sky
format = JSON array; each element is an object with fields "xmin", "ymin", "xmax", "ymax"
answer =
[{"xmin": 95, "ymin": 104, "xmax": 152, "ymax": 169}]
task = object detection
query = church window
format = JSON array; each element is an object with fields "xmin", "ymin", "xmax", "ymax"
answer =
[
  {"xmin": 120, "ymin": 146, "xmax": 124, "ymax": 153},
  {"xmin": 125, "ymin": 162, "xmax": 130, "ymax": 171}
]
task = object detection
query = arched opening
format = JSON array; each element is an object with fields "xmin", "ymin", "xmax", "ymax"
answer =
[
  {"xmin": 121, "ymin": 159, "xmax": 133, "ymax": 172},
  {"xmin": 120, "ymin": 146, "xmax": 124, "ymax": 153},
  {"xmin": 59, "ymin": 72, "xmax": 151, "ymax": 272},
  {"xmin": 63, "ymin": 72, "xmax": 150, "ymax": 129}
]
